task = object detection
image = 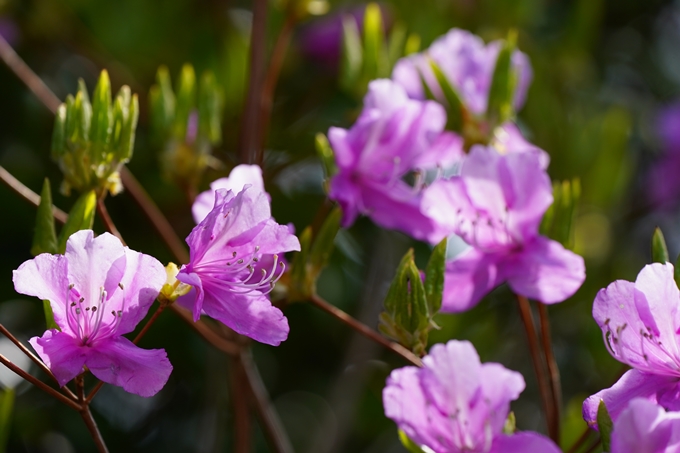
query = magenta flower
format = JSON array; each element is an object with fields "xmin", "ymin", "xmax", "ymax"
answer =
[
  {"xmin": 423, "ymin": 145, "xmax": 584, "ymax": 312},
  {"xmin": 12, "ymin": 230, "xmax": 171, "ymax": 397},
  {"xmin": 610, "ymin": 399, "xmax": 680, "ymax": 453},
  {"xmin": 583, "ymin": 263, "xmax": 680, "ymax": 426},
  {"xmin": 383, "ymin": 340, "xmax": 561, "ymax": 453},
  {"xmin": 177, "ymin": 186, "xmax": 300, "ymax": 346},
  {"xmin": 193, "ymin": 164, "xmax": 266, "ymax": 224},
  {"xmin": 392, "ymin": 28, "xmax": 532, "ymax": 116},
  {"xmin": 329, "ymin": 79, "xmax": 463, "ymax": 244}
]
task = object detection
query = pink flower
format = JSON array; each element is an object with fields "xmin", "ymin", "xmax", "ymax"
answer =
[
  {"xmin": 329, "ymin": 79, "xmax": 463, "ymax": 244},
  {"xmin": 423, "ymin": 145, "xmax": 584, "ymax": 312},
  {"xmin": 178, "ymin": 186, "xmax": 300, "ymax": 346},
  {"xmin": 13, "ymin": 230, "xmax": 172, "ymax": 397},
  {"xmin": 583, "ymin": 263, "xmax": 680, "ymax": 425},
  {"xmin": 383, "ymin": 340, "xmax": 561, "ymax": 453},
  {"xmin": 392, "ymin": 28, "xmax": 532, "ymax": 116},
  {"xmin": 610, "ymin": 399, "xmax": 680, "ymax": 453}
]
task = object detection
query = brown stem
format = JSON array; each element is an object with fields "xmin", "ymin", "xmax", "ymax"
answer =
[
  {"xmin": 230, "ymin": 356, "xmax": 252, "ymax": 453},
  {"xmin": 119, "ymin": 168, "xmax": 190, "ymax": 264},
  {"xmin": 538, "ymin": 302, "xmax": 562, "ymax": 444},
  {"xmin": 169, "ymin": 305, "xmax": 240, "ymax": 356},
  {"xmin": 309, "ymin": 294, "xmax": 422, "ymax": 367},
  {"xmin": 76, "ymin": 376, "xmax": 109, "ymax": 453},
  {"xmin": 515, "ymin": 294, "xmax": 556, "ymax": 442},
  {"xmin": 258, "ymin": 14, "xmax": 295, "ymax": 152},
  {"xmin": 0, "ymin": 34, "xmax": 61, "ymax": 114},
  {"xmin": 96, "ymin": 197, "xmax": 125, "ymax": 245},
  {"xmin": 0, "ymin": 166, "xmax": 68, "ymax": 223},
  {"xmin": 0, "ymin": 354, "xmax": 81, "ymax": 411},
  {"xmin": 239, "ymin": 348, "xmax": 294, "ymax": 453},
  {"xmin": 239, "ymin": 0, "xmax": 268, "ymax": 165},
  {"xmin": 133, "ymin": 303, "xmax": 166, "ymax": 345},
  {"xmin": 0, "ymin": 323, "xmax": 77, "ymax": 400}
]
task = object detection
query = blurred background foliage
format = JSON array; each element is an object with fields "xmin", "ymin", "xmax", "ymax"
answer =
[{"xmin": 0, "ymin": 0, "xmax": 679, "ymax": 451}]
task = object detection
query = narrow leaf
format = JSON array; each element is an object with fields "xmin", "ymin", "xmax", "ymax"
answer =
[
  {"xmin": 386, "ymin": 22, "xmax": 407, "ymax": 68},
  {"xmin": 424, "ymin": 238, "xmax": 447, "ymax": 315},
  {"xmin": 486, "ymin": 30, "xmax": 518, "ymax": 127},
  {"xmin": 340, "ymin": 14, "xmax": 363, "ymax": 91},
  {"xmin": 597, "ymin": 400, "xmax": 613, "ymax": 452},
  {"xmin": 31, "ymin": 179, "xmax": 59, "ymax": 256},
  {"xmin": 652, "ymin": 227, "xmax": 670, "ymax": 264},
  {"xmin": 0, "ymin": 388, "xmax": 15, "ymax": 453},
  {"xmin": 429, "ymin": 59, "xmax": 464, "ymax": 131},
  {"xmin": 362, "ymin": 3, "xmax": 385, "ymax": 79},
  {"xmin": 57, "ymin": 190, "xmax": 97, "ymax": 253},
  {"xmin": 309, "ymin": 207, "xmax": 342, "ymax": 278},
  {"xmin": 173, "ymin": 64, "xmax": 196, "ymax": 141},
  {"xmin": 90, "ymin": 69, "xmax": 112, "ymax": 152},
  {"xmin": 315, "ymin": 133, "xmax": 337, "ymax": 180}
]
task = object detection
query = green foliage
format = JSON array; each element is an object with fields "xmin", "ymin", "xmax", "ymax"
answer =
[
  {"xmin": 315, "ymin": 133, "xmax": 336, "ymax": 193},
  {"xmin": 486, "ymin": 29, "xmax": 518, "ymax": 130},
  {"xmin": 597, "ymin": 400, "xmax": 613, "ymax": 452},
  {"xmin": 540, "ymin": 178, "xmax": 581, "ymax": 250},
  {"xmin": 652, "ymin": 227, "xmax": 670, "ymax": 264},
  {"xmin": 0, "ymin": 388, "xmax": 14, "ymax": 453},
  {"xmin": 380, "ymin": 241, "xmax": 447, "ymax": 354},
  {"xmin": 51, "ymin": 70, "xmax": 139, "ymax": 197},
  {"xmin": 149, "ymin": 63, "xmax": 224, "ymax": 191},
  {"xmin": 429, "ymin": 60, "xmax": 464, "ymax": 131},
  {"xmin": 30, "ymin": 179, "xmax": 58, "ymax": 256},
  {"xmin": 57, "ymin": 190, "xmax": 97, "ymax": 254}
]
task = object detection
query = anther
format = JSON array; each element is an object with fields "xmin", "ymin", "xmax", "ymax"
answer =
[
  {"xmin": 68, "ymin": 283, "xmax": 74, "ymax": 290},
  {"xmin": 118, "ymin": 282, "xmax": 125, "ymax": 290}
]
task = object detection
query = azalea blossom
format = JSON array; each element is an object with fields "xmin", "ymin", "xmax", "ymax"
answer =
[
  {"xmin": 177, "ymin": 186, "xmax": 300, "ymax": 346},
  {"xmin": 583, "ymin": 263, "xmax": 680, "ymax": 425},
  {"xmin": 192, "ymin": 164, "xmax": 266, "ymax": 224},
  {"xmin": 392, "ymin": 28, "xmax": 532, "ymax": 116},
  {"xmin": 383, "ymin": 340, "xmax": 560, "ymax": 453},
  {"xmin": 423, "ymin": 145, "xmax": 584, "ymax": 312},
  {"xmin": 13, "ymin": 230, "xmax": 172, "ymax": 397},
  {"xmin": 610, "ymin": 398, "xmax": 680, "ymax": 453},
  {"xmin": 328, "ymin": 78, "xmax": 463, "ymax": 244}
]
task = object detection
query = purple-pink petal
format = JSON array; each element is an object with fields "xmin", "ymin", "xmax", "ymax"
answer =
[
  {"xmin": 611, "ymin": 398, "xmax": 680, "ymax": 453},
  {"xmin": 441, "ymin": 247, "xmax": 504, "ymax": 313},
  {"xmin": 490, "ymin": 432, "xmax": 562, "ymax": 453},
  {"xmin": 502, "ymin": 236, "xmax": 585, "ymax": 304},
  {"xmin": 29, "ymin": 330, "xmax": 88, "ymax": 386},
  {"xmin": 86, "ymin": 336, "xmax": 172, "ymax": 397}
]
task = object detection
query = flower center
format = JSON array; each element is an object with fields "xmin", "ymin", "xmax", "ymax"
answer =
[{"xmin": 65, "ymin": 283, "xmax": 124, "ymax": 346}]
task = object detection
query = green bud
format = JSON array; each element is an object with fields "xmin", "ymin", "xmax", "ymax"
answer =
[
  {"xmin": 652, "ymin": 227, "xmax": 670, "ymax": 264},
  {"xmin": 31, "ymin": 179, "xmax": 59, "ymax": 256},
  {"xmin": 57, "ymin": 190, "xmax": 97, "ymax": 254},
  {"xmin": 424, "ymin": 238, "xmax": 446, "ymax": 316}
]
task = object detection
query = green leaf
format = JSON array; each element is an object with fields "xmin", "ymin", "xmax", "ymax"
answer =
[
  {"xmin": 398, "ymin": 429, "xmax": 426, "ymax": 453},
  {"xmin": 340, "ymin": 14, "xmax": 363, "ymax": 92},
  {"xmin": 362, "ymin": 3, "xmax": 386, "ymax": 79},
  {"xmin": 597, "ymin": 400, "xmax": 613, "ymax": 452},
  {"xmin": 173, "ymin": 64, "xmax": 196, "ymax": 141},
  {"xmin": 429, "ymin": 60, "xmax": 464, "ymax": 131},
  {"xmin": 90, "ymin": 70, "xmax": 112, "ymax": 154},
  {"xmin": 0, "ymin": 388, "xmax": 15, "ymax": 453},
  {"xmin": 149, "ymin": 66, "xmax": 176, "ymax": 144},
  {"xmin": 118, "ymin": 91, "xmax": 139, "ymax": 162},
  {"xmin": 315, "ymin": 133, "xmax": 337, "ymax": 184},
  {"xmin": 424, "ymin": 238, "xmax": 446, "ymax": 315},
  {"xmin": 198, "ymin": 71, "xmax": 224, "ymax": 145},
  {"xmin": 486, "ymin": 29, "xmax": 518, "ymax": 128},
  {"xmin": 386, "ymin": 22, "xmax": 407, "ymax": 68},
  {"xmin": 540, "ymin": 178, "xmax": 581, "ymax": 250},
  {"xmin": 42, "ymin": 300, "xmax": 58, "ymax": 330},
  {"xmin": 289, "ymin": 227, "xmax": 313, "ymax": 302},
  {"xmin": 57, "ymin": 190, "xmax": 97, "ymax": 253},
  {"xmin": 31, "ymin": 179, "xmax": 59, "ymax": 256},
  {"xmin": 652, "ymin": 227, "xmax": 670, "ymax": 264},
  {"xmin": 309, "ymin": 207, "xmax": 342, "ymax": 280},
  {"xmin": 404, "ymin": 32, "xmax": 421, "ymax": 56}
]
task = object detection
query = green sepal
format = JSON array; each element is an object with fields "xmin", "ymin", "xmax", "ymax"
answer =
[
  {"xmin": 652, "ymin": 227, "xmax": 670, "ymax": 264},
  {"xmin": 597, "ymin": 400, "xmax": 613, "ymax": 452},
  {"xmin": 173, "ymin": 64, "xmax": 196, "ymax": 141},
  {"xmin": 0, "ymin": 388, "xmax": 15, "ymax": 453},
  {"xmin": 340, "ymin": 13, "xmax": 363, "ymax": 92},
  {"xmin": 289, "ymin": 227, "xmax": 313, "ymax": 302},
  {"xmin": 42, "ymin": 300, "xmax": 59, "ymax": 330},
  {"xmin": 398, "ymin": 429, "xmax": 426, "ymax": 453},
  {"xmin": 308, "ymin": 207, "xmax": 342, "ymax": 281},
  {"xmin": 31, "ymin": 179, "xmax": 59, "ymax": 256},
  {"xmin": 90, "ymin": 70, "xmax": 112, "ymax": 155},
  {"xmin": 503, "ymin": 411, "xmax": 516, "ymax": 435},
  {"xmin": 117, "ymin": 89, "xmax": 139, "ymax": 162},
  {"xmin": 486, "ymin": 29, "xmax": 518, "ymax": 128},
  {"xmin": 57, "ymin": 190, "xmax": 97, "ymax": 253},
  {"xmin": 429, "ymin": 59, "xmax": 464, "ymax": 131},
  {"xmin": 424, "ymin": 238, "xmax": 446, "ymax": 316},
  {"xmin": 315, "ymin": 133, "xmax": 337, "ymax": 191}
]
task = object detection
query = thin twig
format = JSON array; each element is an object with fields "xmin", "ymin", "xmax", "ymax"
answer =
[
  {"xmin": 309, "ymin": 294, "xmax": 423, "ymax": 367},
  {"xmin": 516, "ymin": 294, "xmax": 556, "ymax": 442},
  {"xmin": 239, "ymin": 0, "xmax": 268, "ymax": 165},
  {"xmin": 133, "ymin": 303, "xmax": 166, "ymax": 344},
  {"xmin": 169, "ymin": 305, "xmax": 240, "ymax": 356},
  {"xmin": 0, "ymin": 354, "xmax": 81, "ymax": 411},
  {"xmin": 0, "ymin": 34, "xmax": 61, "ymax": 114},
  {"xmin": 538, "ymin": 302, "xmax": 562, "ymax": 444},
  {"xmin": 76, "ymin": 376, "xmax": 109, "ymax": 453},
  {"xmin": 231, "ymin": 356, "xmax": 252, "ymax": 453},
  {"xmin": 119, "ymin": 168, "xmax": 190, "ymax": 264},
  {"xmin": 0, "ymin": 166, "xmax": 68, "ymax": 223},
  {"xmin": 96, "ymin": 197, "xmax": 126, "ymax": 245},
  {"xmin": 567, "ymin": 426, "xmax": 594, "ymax": 453},
  {"xmin": 239, "ymin": 348, "xmax": 294, "ymax": 453},
  {"xmin": 0, "ymin": 323, "xmax": 78, "ymax": 400}
]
